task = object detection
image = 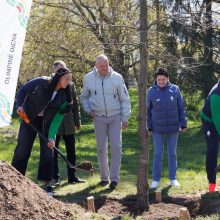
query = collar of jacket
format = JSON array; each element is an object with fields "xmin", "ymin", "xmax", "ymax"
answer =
[
  {"xmin": 93, "ymin": 67, "xmax": 113, "ymax": 79},
  {"xmin": 152, "ymin": 80, "xmax": 171, "ymax": 90}
]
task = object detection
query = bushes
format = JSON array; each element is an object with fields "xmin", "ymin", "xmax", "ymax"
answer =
[{"xmin": 183, "ymin": 91, "xmax": 204, "ymax": 121}]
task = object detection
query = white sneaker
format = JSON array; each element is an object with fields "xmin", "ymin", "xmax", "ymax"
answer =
[
  {"xmin": 150, "ymin": 181, "xmax": 159, "ymax": 188},
  {"xmin": 170, "ymin": 179, "xmax": 180, "ymax": 187}
]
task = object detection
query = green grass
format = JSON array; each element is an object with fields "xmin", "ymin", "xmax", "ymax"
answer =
[{"xmin": 0, "ymin": 88, "xmax": 218, "ymax": 219}]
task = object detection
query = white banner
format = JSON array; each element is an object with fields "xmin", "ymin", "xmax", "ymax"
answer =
[{"xmin": 0, "ymin": 0, "xmax": 32, "ymax": 127}]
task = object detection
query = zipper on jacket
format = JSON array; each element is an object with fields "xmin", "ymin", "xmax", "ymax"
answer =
[{"xmin": 102, "ymin": 79, "xmax": 108, "ymax": 117}]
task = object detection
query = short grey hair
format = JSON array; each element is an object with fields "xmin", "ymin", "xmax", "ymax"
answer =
[
  {"xmin": 53, "ymin": 60, "xmax": 66, "ymax": 69},
  {"xmin": 96, "ymin": 54, "xmax": 109, "ymax": 64}
]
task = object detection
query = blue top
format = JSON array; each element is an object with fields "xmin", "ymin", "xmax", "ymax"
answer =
[
  {"xmin": 146, "ymin": 81, "xmax": 187, "ymax": 133},
  {"xmin": 16, "ymin": 77, "xmax": 43, "ymax": 107}
]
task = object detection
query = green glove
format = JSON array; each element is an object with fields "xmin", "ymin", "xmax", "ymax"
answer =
[{"xmin": 48, "ymin": 101, "xmax": 67, "ymax": 140}]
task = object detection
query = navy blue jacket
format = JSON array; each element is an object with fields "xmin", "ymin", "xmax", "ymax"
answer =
[
  {"xmin": 16, "ymin": 76, "xmax": 68, "ymax": 133},
  {"xmin": 147, "ymin": 81, "xmax": 187, "ymax": 133}
]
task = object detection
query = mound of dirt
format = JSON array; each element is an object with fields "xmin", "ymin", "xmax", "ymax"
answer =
[{"xmin": 0, "ymin": 161, "xmax": 72, "ymax": 220}]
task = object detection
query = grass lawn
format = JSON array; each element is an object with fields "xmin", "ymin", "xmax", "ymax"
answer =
[{"xmin": 0, "ymin": 88, "xmax": 218, "ymax": 219}]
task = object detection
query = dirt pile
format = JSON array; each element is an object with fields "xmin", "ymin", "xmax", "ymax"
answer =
[{"xmin": 0, "ymin": 161, "xmax": 72, "ymax": 220}]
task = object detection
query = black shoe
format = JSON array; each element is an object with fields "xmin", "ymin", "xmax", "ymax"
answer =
[
  {"xmin": 109, "ymin": 181, "xmax": 118, "ymax": 190},
  {"xmin": 98, "ymin": 181, "xmax": 109, "ymax": 186},
  {"xmin": 68, "ymin": 177, "xmax": 85, "ymax": 184},
  {"xmin": 53, "ymin": 178, "xmax": 60, "ymax": 186},
  {"xmin": 44, "ymin": 185, "xmax": 55, "ymax": 197}
]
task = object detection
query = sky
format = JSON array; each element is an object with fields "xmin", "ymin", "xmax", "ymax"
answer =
[{"xmin": 212, "ymin": 3, "xmax": 220, "ymax": 25}]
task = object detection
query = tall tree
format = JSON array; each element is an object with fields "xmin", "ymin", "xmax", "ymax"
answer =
[
  {"xmin": 21, "ymin": 0, "xmax": 140, "ymax": 86},
  {"xmin": 137, "ymin": 0, "xmax": 149, "ymax": 211},
  {"xmin": 200, "ymin": 0, "xmax": 215, "ymax": 97}
]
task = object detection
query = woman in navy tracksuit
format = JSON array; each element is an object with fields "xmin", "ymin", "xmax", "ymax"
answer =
[
  {"xmin": 201, "ymin": 80, "xmax": 220, "ymax": 192},
  {"xmin": 11, "ymin": 68, "xmax": 72, "ymax": 195},
  {"xmin": 147, "ymin": 68, "xmax": 187, "ymax": 188}
]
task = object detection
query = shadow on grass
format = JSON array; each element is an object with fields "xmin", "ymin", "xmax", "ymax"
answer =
[
  {"xmin": 161, "ymin": 185, "xmax": 172, "ymax": 195},
  {"xmin": 55, "ymin": 182, "xmax": 114, "ymax": 210}
]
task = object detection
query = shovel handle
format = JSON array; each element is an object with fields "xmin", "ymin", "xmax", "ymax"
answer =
[
  {"xmin": 18, "ymin": 110, "xmax": 79, "ymax": 170},
  {"xmin": 18, "ymin": 111, "xmax": 30, "ymax": 124}
]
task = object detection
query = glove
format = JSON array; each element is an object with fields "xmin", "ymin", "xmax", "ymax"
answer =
[{"xmin": 59, "ymin": 103, "xmax": 73, "ymax": 114}]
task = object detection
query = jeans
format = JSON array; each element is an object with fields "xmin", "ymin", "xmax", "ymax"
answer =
[{"xmin": 152, "ymin": 132, "xmax": 179, "ymax": 182}]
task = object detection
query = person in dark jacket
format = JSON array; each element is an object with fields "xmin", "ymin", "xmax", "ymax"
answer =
[
  {"xmin": 147, "ymin": 68, "xmax": 187, "ymax": 189},
  {"xmin": 201, "ymin": 80, "xmax": 220, "ymax": 192},
  {"xmin": 51, "ymin": 61, "xmax": 84, "ymax": 186},
  {"xmin": 11, "ymin": 67, "xmax": 72, "ymax": 196}
]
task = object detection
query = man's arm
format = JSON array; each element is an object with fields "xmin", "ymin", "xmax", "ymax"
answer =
[
  {"xmin": 80, "ymin": 76, "xmax": 92, "ymax": 114},
  {"xmin": 117, "ymin": 76, "xmax": 131, "ymax": 123},
  {"xmin": 71, "ymin": 82, "xmax": 81, "ymax": 128}
]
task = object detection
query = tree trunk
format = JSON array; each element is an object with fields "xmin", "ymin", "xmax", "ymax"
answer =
[
  {"xmin": 201, "ymin": 0, "xmax": 214, "ymax": 98},
  {"xmin": 136, "ymin": 0, "xmax": 149, "ymax": 212},
  {"xmin": 154, "ymin": 0, "xmax": 160, "ymax": 71}
]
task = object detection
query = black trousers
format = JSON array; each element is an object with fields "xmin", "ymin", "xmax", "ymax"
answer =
[
  {"xmin": 202, "ymin": 120, "xmax": 220, "ymax": 184},
  {"xmin": 11, "ymin": 117, "xmax": 53, "ymax": 182},
  {"xmin": 53, "ymin": 134, "xmax": 76, "ymax": 181}
]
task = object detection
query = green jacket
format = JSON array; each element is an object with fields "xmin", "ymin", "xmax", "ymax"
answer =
[{"xmin": 57, "ymin": 82, "xmax": 81, "ymax": 135}]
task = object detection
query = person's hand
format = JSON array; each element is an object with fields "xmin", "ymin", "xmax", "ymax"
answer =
[
  {"xmin": 17, "ymin": 106, "xmax": 24, "ymax": 114},
  {"xmin": 89, "ymin": 111, "xmax": 96, "ymax": 119},
  {"xmin": 146, "ymin": 130, "xmax": 152, "ymax": 137},
  {"xmin": 47, "ymin": 139, "xmax": 55, "ymax": 149},
  {"xmin": 181, "ymin": 127, "xmax": 187, "ymax": 132},
  {"xmin": 122, "ymin": 121, "xmax": 128, "ymax": 129}
]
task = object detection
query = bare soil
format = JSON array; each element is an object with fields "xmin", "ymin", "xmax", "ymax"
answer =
[
  {"xmin": 1, "ymin": 160, "xmax": 220, "ymax": 219},
  {"xmin": 0, "ymin": 161, "xmax": 80, "ymax": 220},
  {"xmin": 95, "ymin": 192, "xmax": 220, "ymax": 219}
]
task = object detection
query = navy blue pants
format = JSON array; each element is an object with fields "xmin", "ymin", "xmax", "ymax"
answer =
[
  {"xmin": 12, "ymin": 117, "xmax": 53, "ymax": 181},
  {"xmin": 202, "ymin": 120, "xmax": 220, "ymax": 183},
  {"xmin": 53, "ymin": 134, "xmax": 76, "ymax": 182}
]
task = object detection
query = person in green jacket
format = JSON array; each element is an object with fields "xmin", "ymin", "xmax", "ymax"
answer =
[
  {"xmin": 52, "ymin": 61, "xmax": 84, "ymax": 185},
  {"xmin": 201, "ymin": 80, "xmax": 220, "ymax": 192}
]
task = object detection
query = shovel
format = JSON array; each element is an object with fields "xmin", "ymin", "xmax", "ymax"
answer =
[{"xmin": 18, "ymin": 111, "xmax": 94, "ymax": 174}]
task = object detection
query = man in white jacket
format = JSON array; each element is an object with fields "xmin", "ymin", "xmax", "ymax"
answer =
[{"xmin": 80, "ymin": 54, "xmax": 131, "ymax": 189}]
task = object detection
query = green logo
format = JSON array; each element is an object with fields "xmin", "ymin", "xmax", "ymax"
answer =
[
  {"xmin": 6, "ymin": 0, "xmax": 31, "ymax": 28},
  {"xmin": 0, "ymin": 92, "xmax": 11, "ymax": 125}
]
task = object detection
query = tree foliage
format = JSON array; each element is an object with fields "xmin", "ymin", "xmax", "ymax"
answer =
[{"xmin": 19, "ymin": 0, "xmax": 220, "ymax": 96}]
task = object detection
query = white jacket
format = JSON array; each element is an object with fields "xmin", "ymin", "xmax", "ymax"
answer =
[{"xmin": 80, "ymin": 67, "xmax": 131, "ymax": 122}]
